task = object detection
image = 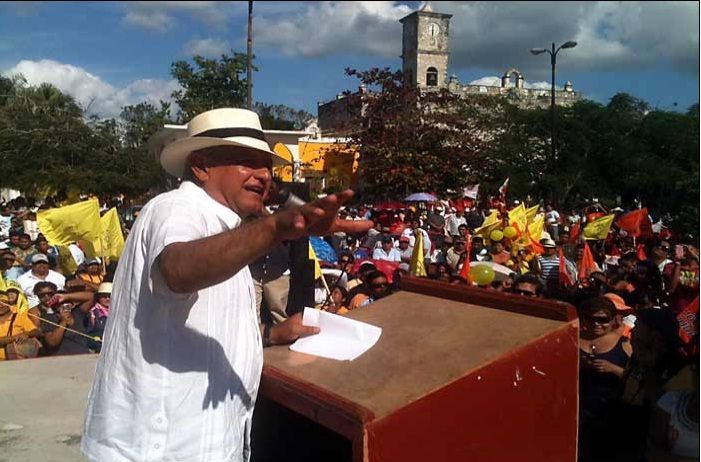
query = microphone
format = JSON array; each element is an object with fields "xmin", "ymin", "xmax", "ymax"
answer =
[{"xmin": 275, "ymin": 187, "xmax": 307, "ymax": 209}]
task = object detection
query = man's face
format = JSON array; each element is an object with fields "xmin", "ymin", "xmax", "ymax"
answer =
[
  {"xmin": 9, "ymin": 235, "xmax": 19, "ymax": 246},
  {"xmin": 545, "ymin": 247, "xmax": 557, "ymax": 256},
  {"xmin": 399, "ymin": 240, "xmax": 409, "ymax": 249},
  {"xmin": 195, "ymin": 148, "xmax": 272, "ymax": 217},
  {"xmin": 458, "ymin": 226, "xmax": 468, "ymax": 237},
  {"xmin": 37, "ymin": 241, "xmax": 49, "ymax": 253},
  {"xmin": 513, "ymin": 282, "xmax": 538, "ymax": 297},
  {"xmin": 88, "ymin": 263, "xmax": 100, "ymax": 275},
  {"xmin": 473, "ymin": 240, "xmax": 483, "ymax": 251},
  {"xmin": 32, "ymin": 261, "xmax": 49, "ymax": 277},
  {"xmin": 18, "ymin": 237, "xmax": 31, "ymax": 250},
  {"xmin": 369, "ymin": 276, "xmax": 388, "ymax": 298},
  {"xmin": 382, "ymin": 240, "xmax": 393, "ymax": 252},
  {"xmin": 411, "ymin": 220, "xmax": 420, "ymax": 230}
]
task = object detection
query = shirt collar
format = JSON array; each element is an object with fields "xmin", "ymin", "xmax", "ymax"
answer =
[{"xmin": 179, "ymin": 181, "xmax": 242, "ymax": 230}]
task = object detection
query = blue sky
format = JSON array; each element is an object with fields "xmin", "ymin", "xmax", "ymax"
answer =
[{"xmin": 1, "ymin": 1, "xmax": 698, "ymax": 119}]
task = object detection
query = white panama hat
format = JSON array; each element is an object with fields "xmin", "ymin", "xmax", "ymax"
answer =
[{"xmin": 160, "ymin": 108, "xmax": 291, "ymax": 178}]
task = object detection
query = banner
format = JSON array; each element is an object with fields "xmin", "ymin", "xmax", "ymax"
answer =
[
  {"xmin": 100, "ymin": 208, "xmax": 125, "ymax": 259},
  {"xmin": 409, "ymin": 231, "xmax": 427, "ymax": 277},
  {"xmin": 474, "ymin": 211, "xmax": 501, "ymax": 238},
  {"xmin": 37, "ymin": 199, "xmax": 103, "ymax": 257},
  {"xmin": 578, "ymin": 241, "xmax": 597, "ymax": 281},
  {"xmin": 583, "ymin": 214, "xmax": 615, "ymax": 241},
  {"xmin": 463, "ymin": 184, "xmax": 479, "ymax": 199},
  {"xmin": 617, "ymin": 208, "xmax": 652, "ymax": 238}
]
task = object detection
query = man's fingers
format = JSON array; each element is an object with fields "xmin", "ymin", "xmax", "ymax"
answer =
[
  {"xmin": 333, "ymin": 219, "xmax": 373, "ymax": 235},
  {"xmin": 298, "ymin": 325, "xmax": 320, "ymax": 338}
]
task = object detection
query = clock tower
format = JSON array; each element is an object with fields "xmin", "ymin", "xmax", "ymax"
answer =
[{"xmin": 399, "ymin": 4, "xmax": 452, "ymax": 88}]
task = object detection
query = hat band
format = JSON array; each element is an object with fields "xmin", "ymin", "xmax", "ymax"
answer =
[{"xmin": 194, "ymin": 127, "xmax": 266, "ymax": 142}]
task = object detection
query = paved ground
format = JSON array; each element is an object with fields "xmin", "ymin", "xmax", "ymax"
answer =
[{"xmin": 0, "ymin": 354, "xmax": 97, "ymax": 462}]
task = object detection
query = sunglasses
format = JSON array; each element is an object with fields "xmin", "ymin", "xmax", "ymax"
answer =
[
  {"xmin": 513, "ymin": 289, "xmax": 536, "ymax": 297},
  {"xmin": 371, "ymin": 282, "xmax": 388, "ymax": 289},
  {"xmin": 585, "ymin": 315, "xmax": 612, "ymax": 325},
  {"xmin": 38, "ymin": 291, "xmax": 56, "ymax": 298}
]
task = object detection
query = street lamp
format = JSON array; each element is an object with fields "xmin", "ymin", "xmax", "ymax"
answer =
[{"xmin": 530, "ymin": 41, "xmax": 577, "ymax": 162}]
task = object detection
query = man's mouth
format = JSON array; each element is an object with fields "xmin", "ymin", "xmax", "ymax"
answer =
[{"xmin": 244, "ymin": 185, "xmax": 265, "ymax": 197}]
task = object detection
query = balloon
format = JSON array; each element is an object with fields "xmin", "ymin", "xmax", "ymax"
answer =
[
  {"xmin": 470, "ymin": 264, "xmax": 495, "ymax": 286},
  {"xmin": 490, "ymin": 230, "xmax": 504, "ymax": 242},
  {"xmin": 503, "ymin": 226, "xmax": 517, "ymax": 239}
]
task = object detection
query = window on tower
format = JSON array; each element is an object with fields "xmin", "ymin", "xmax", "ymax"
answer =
[{"xmin": 426, "ymin": 67, "xmax": 438, "ymax": 87}]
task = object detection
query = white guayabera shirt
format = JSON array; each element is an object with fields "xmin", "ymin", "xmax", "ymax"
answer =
[{"xmin": 81, "ymin": 181, "xmax": 263, "ymax": 462}]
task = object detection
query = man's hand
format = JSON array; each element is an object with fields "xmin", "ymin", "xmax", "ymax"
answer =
[
  {"xmin": 272, "ymin": 190, "xmax": 372, "ymax": 242},
  {"xmin": 269, "ymin": 312, "xmax": 320, "ymax": 346}
]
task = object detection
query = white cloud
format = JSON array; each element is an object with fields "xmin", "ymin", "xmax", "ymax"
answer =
[
  {"xmin": 3, "ymin": 59, "xmax": 180, "ymax": 118},
  {"xmin": 121, "ymin": 1, "xmax": 228, "ymax": 32},
  {"xmin": 256, "ymin": 1, "xmax": 413, "ymax": 57},
  {"xmin": 253, "ymin": 1, "xmax": 698, "ymax": 76},
  {"xmin": 183, "ymin": 38, "xmax": 231, "ymax": 58}
]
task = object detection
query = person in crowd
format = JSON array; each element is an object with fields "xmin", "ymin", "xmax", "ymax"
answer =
[
  {"xmin": 401, "ymin": 218, "xmax": 431, "ymax": 255},
  {"xmin": 35, "ymin": 237, "xmax": 59, "ymax": 270},
  {"xmin": 1, "ymin": 249, "xmax": 24, "ymax": 282},
  {"xmin": 0, "ymin": 291, "xmax": 40, "ymax": 360},
  {"xmin": 545, "ymin": 204, "xmax": 561, "ymax": 242},
  {"xmin": 348, "ymin": 270, "xmax": 390, "ymax": 310},
  {"xmin": 445, "ymin": 236, "xmax": 465, "ymax": 272},
  {"xmin": 250, "ymin": 243, "xmax": 291, "ymax": 325},
  {"xmin": 577, "ymin": 296, "xmax": 633, "ymax": 462},
  {"xmin": 489, "ymin": 240, "xmax": 511, "ymax": 265},
  {"xmin": 372, "ymin": 236, "xmax": 401, "ymax": 262},
  {"xmin": 396, "ymin": 235, "xmax": 414, "ymax": 264},
  {"xmin": 35, "ymin": 282, "xmax": 93, "ymax": 357},
  {"xmin": 470, "ymin": 235, "xmax": 489, "ymax": 262},
  {"xmin": 446, "ymin": 207, "xmax": 467, "ymax": 237},
  {"xmin": 347, "ymin": 261, "xmax": 377, "ymax": 297},
  {"xmin": 17, "ymin": 253, "xmax": 66, "ymax": 309},
  {"xmin": 667, "ymin": 252, "xmax": 699, "ymax": 314},
  {"xmin": 13, "ymin": 233, "xmax": 37, "ymax": 270},
  {"xmin": 84, "ymin": 282, "xmax": 113, "ymax": 353},
  {"xmin": 510, "ymin": 274, "xmax": 543, "ymax": 297},
  {"xmin": 536, "ymin": 238, "xmax": 562, "ymax": 291},
  {"xmin": 78, "ymin": 258, "xmax": 104, "ymax": 292},
  {"xmin": 323, "ymin": 286, "xmax": 349, "ymax": 315}
]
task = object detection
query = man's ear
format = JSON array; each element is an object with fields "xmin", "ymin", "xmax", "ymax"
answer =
[{"xmin": 191, "ymin": 165, "xmax": 209, "ymax": 183}]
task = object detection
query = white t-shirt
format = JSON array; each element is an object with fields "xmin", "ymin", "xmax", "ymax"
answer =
[
  {"xmin": 401, "ymin": 227, "xmax": 431, "ymax": 254},
  {"xmin": 546, "ymin": 210, "xmax": 560, "ymax": 225},
  {"xmin": 17, "ymin": 269, "xmax": 66, "ymax": 308},
  {"xmin": 372, "ymin": 247, "xmax": 401, "ymax": 262},
  {"xmin": 81, "ymin": 181, "xmax": 263, "ymax": 462}
]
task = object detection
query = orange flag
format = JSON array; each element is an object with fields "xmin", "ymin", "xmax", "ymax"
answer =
[
  {"xmin": 570, "ymin": 222, "xmax": 581, "ymax": 243},
  {"xmin": 559, "ymin": 247, "xmax": 575, "ymax": 287},
  {"xmin": 636, "ymin": 244, "xmax": 648, "ymax": 261},
  {"xmin": 459, "ymin": 235, "xmax": 473, "ymax": 284},
  {"xmin": 578, "ymin": 241, "xmax": 597, "ymax": 281},
  {"xmin": 617, "ymin": 208, "xmax": 653, "ymax": 238}
]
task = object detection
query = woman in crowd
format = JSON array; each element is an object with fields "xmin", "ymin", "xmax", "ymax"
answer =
[{"xmin": 578, "ymin": 296, "xmax": 632, "ymax": 462}]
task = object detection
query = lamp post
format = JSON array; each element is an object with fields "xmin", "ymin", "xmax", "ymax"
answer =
[{"xmin": 530, "ymin": 41, "xmax": 577, "ymax": 162}]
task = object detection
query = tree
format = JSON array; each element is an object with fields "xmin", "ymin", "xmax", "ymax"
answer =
[
  {"xmin": 332, "ymin": 68, "xmax": 489, "ymax": 200},
  {"xmin": 170, "ymin": 53, "xmax": 251, "ymax": 122},
  {"xmin": 253, "ymin": 102, "xmax": 313, "ymax": 130}
]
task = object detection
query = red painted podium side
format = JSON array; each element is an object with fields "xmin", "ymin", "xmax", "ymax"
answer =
[{"xmin": 252, "ymin": 278, "xmax": 579, "ymax": 462}]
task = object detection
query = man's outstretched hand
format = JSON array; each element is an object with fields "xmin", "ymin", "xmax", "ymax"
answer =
[{"xmin": 273, "ymin": 189, "xmax": 373, "ymax": 242}]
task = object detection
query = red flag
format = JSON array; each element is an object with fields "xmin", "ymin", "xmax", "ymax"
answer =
[
  {"xmin": 578, "ymin": 241, "xmax": 597, "ymax": 281},
  {"xmin": 678, "ymin": 297, "xmax": 699, "ymax": 356},
  {"xmin": 636, "ymin": 244, "xmax": 647, "ymax": 261},
  {"xmin": 617, "ymin": 208, "xmax": 653, "ymax": 238},
  {"xmin": 559, "ymin": 247, "xmax": 575, "ymax": 287},
  {"xmin": 570, "ymin": 222, "xmax": 581, "ymax": 243},
  {"xmin": 459, "ymin": 235, "xmax": 473, "ymax": 284}
]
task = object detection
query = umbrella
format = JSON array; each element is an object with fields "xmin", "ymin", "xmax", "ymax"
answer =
[
  {"xmin": 469, "ymin": 261, "xmax": 515, "ymax": 282},
  {"xmin": 310, "ymin": 236, "xmax": 337, "ymax": 263},
  {"xmin": 405, "ymin": 192, "xmax": 438, "ymax": 202}
]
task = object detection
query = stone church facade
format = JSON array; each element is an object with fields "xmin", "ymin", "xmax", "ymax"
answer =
[{"xmin": 319, "ymin": 4, "xmax": 582, "ymax": 135}]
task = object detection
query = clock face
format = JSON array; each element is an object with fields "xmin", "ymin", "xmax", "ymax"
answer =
[{"xmin": 428, "ymin": 22, "xmax": 440, "ymax": 37}]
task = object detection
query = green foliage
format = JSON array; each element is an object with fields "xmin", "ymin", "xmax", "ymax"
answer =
[
  {"xmin": 170, "ymin": 53, "xmax": 250, "ymax": 122},
  {"xmin": 253, "ymin": 102, "xmax": 313, "ymax": 130}
]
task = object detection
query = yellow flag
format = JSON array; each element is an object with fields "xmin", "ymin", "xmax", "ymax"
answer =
[
  {"xmin": 474, "ymin": 211, "xmax": 501, "ymax": 238},
  {"xmin": 37, "ymin": 199, "xmax": 103, "ymax": 257},
  {"xmin": 583, "ymin": 214, "xmax": 615, "ymax": 240},
  {"xmin": 409, "ymin": 231, "xmax": 427, "ymax": 277},
  {"xmin": 56, "ymin": 245, "xmax": 78, "ymax": 275},
  {"xmin": 309, "ymin": 243, "xmax": 322, "ymax": 280},
  {"xmin": 101, "ymin": 208, "xmax": 125, "ymax": 259},
  {"xmin": 526, "ymin": 205, "xmax": 539, "ymax": 223},
  {"xmin": 508, "ymin": 204, "xmax": 528, "ymax": 236},
  {"xmin": 0, "ymin": 270, "xmax": 6, "ymax": 292}
]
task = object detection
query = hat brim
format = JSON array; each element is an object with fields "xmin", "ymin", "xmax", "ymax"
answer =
[{"xmin": 160, "ymin": 136, "xmax": 292, "ymax": 178}]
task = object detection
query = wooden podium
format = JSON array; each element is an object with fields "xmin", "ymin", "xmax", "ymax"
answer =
[{"xmin": 251, "ymin": 277, "xmax": 579, "ymax": 462}]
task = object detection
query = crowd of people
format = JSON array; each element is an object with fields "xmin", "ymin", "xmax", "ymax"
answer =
[{"xmin": 0, "ymin": 190, "xmax": 697, "ymax": 461}]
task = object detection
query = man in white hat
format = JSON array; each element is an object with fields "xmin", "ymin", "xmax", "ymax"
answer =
[{"xmin": 81, "ymin": 108, "xmax": 371, "ymax": 461}]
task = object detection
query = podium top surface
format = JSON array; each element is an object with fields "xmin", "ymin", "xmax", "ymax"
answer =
[{"xmin": 263, "ymin": 290, "xmax": 569, "ymax": 420}]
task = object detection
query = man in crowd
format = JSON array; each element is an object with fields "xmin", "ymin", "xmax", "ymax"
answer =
[
  {"xmin": 446, "ymin": 207, "xmax": 466, "ymax": 237},
  {"xmin": 396, "ymin": 235, "xmax": 414, "ymax": 264},
  {"xmin": 78, "ymin": 258, "xmax": 104, "ymax": 291},
  {"xmin": 373, "ymin": 236, "xmax": 401, "ymax": 262},
  {"xmin": 81, "ymin": 108, "xmax": 371, "ymax": 461},
  {"xmin": 17, "ymin": 254, "xmax": 65, "ymax": 308}
]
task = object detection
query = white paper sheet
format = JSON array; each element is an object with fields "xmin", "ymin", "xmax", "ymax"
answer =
[{"xmin": 289, "ymin": 307, "xmax": 382, "ymax": 361}]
